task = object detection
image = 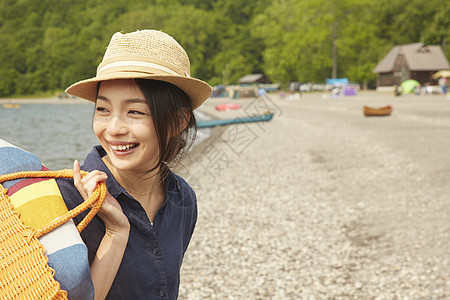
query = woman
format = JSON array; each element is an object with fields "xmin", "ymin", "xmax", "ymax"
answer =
[{"xmin": 57, "ymin": 30, "xmax": 212, "ymax": 299}]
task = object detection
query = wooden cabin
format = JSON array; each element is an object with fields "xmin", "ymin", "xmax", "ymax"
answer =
[{"xmin": 373, "ymin": 43, "xmax": 449, "ymax": 89}]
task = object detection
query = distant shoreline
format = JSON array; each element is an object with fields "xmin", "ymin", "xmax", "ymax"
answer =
[
  {"xmin": 2, "ymin": 90, "xmax": 447, "ymax": 106},
  {"xmin": 0, "ymin": 97, "xmax": 90, "ymax": 104}
]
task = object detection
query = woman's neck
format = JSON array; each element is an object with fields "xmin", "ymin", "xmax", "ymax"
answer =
[{"xmin": 102, "ymin": 156, "xmax": 163, "ymax": 199}]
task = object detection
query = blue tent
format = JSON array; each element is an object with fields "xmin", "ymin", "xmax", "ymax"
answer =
[{"xmin": 326, "ymin": 78, "xmax": 349, "ymax": 86}]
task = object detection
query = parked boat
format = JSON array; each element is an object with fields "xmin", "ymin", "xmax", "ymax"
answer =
[
  {"xmin": 363, "ymin": 105, "xmax": 392, "ymax": 117},
  {"xmin": 197, "ymin": 112, "xmax": 274, "ymax": 128},
  {"xmin": 2, "ymin": 103, "xmax": 20, "ymax": 109},
  {"xmin": 215, "ymin": 103, "xmax": 241, "ymax": 111}
]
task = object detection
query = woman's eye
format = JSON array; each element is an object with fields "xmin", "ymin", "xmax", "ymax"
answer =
[
  {"xmin": 129, "ymin": 110, "xmax": 146, "ymax": 115},
  {"xmin": 96, "ymin": 107, "xmax": 108, "ymax": 112},
  {"xmin": 95, "ymin": 107, "xmax": 110, "ymax": 115}
]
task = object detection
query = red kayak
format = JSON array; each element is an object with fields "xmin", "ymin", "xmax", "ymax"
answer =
[{"xmin": 215, "ymin": 103, "xmax": 241, "ymax": 111}]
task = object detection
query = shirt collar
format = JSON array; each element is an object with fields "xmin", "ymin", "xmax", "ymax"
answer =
[{"xmin": 82, "ymin": 145, "xmax": 179, "ymax": 200}]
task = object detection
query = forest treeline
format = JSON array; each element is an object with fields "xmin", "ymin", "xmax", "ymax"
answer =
[{"xmin": 0, "ymin": 0, "xmax": 448, "ymax": 97}]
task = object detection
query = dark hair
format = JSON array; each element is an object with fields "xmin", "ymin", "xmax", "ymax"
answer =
[{"xmin": 134, "ymin": 79, "xmax": 197, "ymax": 179}]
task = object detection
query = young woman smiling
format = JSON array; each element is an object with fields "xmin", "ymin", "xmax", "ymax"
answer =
[{"xmin": 57, "ymin": 30, "xmax": 211, "ymax": 299}]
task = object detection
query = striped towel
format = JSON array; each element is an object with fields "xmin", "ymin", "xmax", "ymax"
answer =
[{"xmin": 0, "ymin": 138, "xmax": 94, "ymax": 300}]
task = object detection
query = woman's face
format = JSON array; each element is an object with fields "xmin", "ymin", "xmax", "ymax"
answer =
[{"xmin": 93, "ymin": 79, "xmax": 159, "ymax": 173}]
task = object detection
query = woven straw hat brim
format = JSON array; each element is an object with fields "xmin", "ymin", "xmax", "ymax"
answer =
[{"xmin": 65, "ymin": 72, "xmax": 212, "ymax": 110}]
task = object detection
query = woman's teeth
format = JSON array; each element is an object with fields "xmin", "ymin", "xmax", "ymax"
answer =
[{"xmin": 111, "ymin": 144, "xmax": 137, "ymax": 151}]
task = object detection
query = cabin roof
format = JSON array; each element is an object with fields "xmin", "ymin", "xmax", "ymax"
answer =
[
  {"xmin": 238, "ymin": 73, "xmax": 267, "ymax": 84},
  {"xmin": 373, "ymin": 43, "xmax": 449, "ymax": 73}
]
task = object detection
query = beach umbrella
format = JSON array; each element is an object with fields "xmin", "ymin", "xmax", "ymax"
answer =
[
  {"xmin": 432, "ymin": 70, "xmax": 450, "ymax": 79},
  {"xmin": 401, "ymin": 79, "xmax": 420, "ymax": 94}
]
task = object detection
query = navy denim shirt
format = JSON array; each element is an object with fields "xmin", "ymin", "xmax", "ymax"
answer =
[{"xmin": 57, "ymin": 146, "xmax": 197, "ymax": 299}]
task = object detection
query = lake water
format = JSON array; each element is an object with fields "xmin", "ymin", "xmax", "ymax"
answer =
[{"xmin": 0, "ymin": 103, "xmax": 210, "ymax": 170}]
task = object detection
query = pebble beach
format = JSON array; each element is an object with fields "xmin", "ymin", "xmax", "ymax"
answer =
[
  {"xmin": 1, "ymin": 91, "xmax": 449, "ymax": 299},
  {"xmin": 177, "ymin": 91, "xmax": 450, "ymax": 299}
]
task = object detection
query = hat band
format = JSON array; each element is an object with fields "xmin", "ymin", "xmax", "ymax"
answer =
[{"xmin": 98, "ymin": 60, "xmax": 187, "ymax": 77}]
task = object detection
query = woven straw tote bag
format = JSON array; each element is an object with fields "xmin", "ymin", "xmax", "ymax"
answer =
[{"xmin": 0, "ymin": 169, "xmax": 105, "ymax": 299}]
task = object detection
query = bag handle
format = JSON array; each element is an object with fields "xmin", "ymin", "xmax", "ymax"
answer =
[{"xmin": 0, "ymin": 169, "xmax": 106, "ymax": 239}]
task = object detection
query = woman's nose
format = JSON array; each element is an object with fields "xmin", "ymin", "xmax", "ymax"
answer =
[{"xmin": 107, "ymin": 116, "xmax": 128, "ymax": 135}]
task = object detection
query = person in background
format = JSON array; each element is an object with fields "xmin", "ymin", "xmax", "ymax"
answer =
[
  {"xmin": 57, "ymin": 29, "xmax": 212, "ymax": 299},
  {"xmin": 394, "ymin": 85, "xmax": 402, "ymax": 97},
  {"xmin": 438, "ymin": 77, "xmax": 448, "ymax": 95}
]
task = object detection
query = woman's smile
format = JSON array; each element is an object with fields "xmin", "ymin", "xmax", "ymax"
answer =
[{"xmin": 109, "ymin": 142, "xmax": 140, "ymax": 156}]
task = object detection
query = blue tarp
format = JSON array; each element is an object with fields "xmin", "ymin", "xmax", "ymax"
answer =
[{"xmin": 326, "ymin": 78, "xmax": 349, "ymax": 86}]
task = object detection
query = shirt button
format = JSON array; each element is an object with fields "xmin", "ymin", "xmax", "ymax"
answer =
[
  {"xmin": 152, "ymin": 247, "xmax": 161, "ymax": 256},
  {"xmin": 158, "ymin": 289, "xmax": 165, "ymax": 297}
]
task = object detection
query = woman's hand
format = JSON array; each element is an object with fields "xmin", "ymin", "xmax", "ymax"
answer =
[
  {"xmin": 73, "ymin": 160, "xmax": 130, "ymax": 234},
  {"xmin": 73, "ymin": 160, "xmax": 130, "ymax": 300}
]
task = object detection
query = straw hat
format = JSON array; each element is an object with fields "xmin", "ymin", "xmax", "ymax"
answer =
[{"xmin": 65, "ymin": 30, "xmax": 212, "ymax": 109}]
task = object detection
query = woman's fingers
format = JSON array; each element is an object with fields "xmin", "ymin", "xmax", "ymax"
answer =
[
  {"xmin": 97, "ymin": 193, "xmax": 130, "ymax": 233},
  {"xmin": 83, "ymin": 173, "xmax": 108, "ymax": 199},
  {"xmin": 73, "ymin": 160, "xmax": 108, "ymax": 201},
  {"xmin": 80, "ymin": 170, "xmax": 108, "ymax": 184},
  {"xmin": 73, "ymin": 160, "xmax": 87, "ymax": 200}
]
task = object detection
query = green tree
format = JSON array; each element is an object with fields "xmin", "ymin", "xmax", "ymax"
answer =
[
  {"xmin": 253, "ymin": 0, "xmax": 410, "ymax": 86},
  {"xmin": 253, "ymin": 0, "xmax": 335, "ymax": 83},
  {"xmin": 422, "ymin": 4, "xmax": 450, "ymax": 60},
  {"xmin": 0, "ymin": 0, "xmax": 448, "ymax": 96}
]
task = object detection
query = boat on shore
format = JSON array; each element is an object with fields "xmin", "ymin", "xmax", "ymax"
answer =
[
  {"xmin": 2, "ymin": 103, "xmax": 21, "ymax": 109},
  {"xmin": 363, "ymin": 105, "xmax": 392, "ymax": 117},
  {"xmin": 215, "ymin": 102, "xmax": 241, "ymax": 111},
  {"xmin": 197, "ymin": 111, "xmax": 274, "ymax": 128}
]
